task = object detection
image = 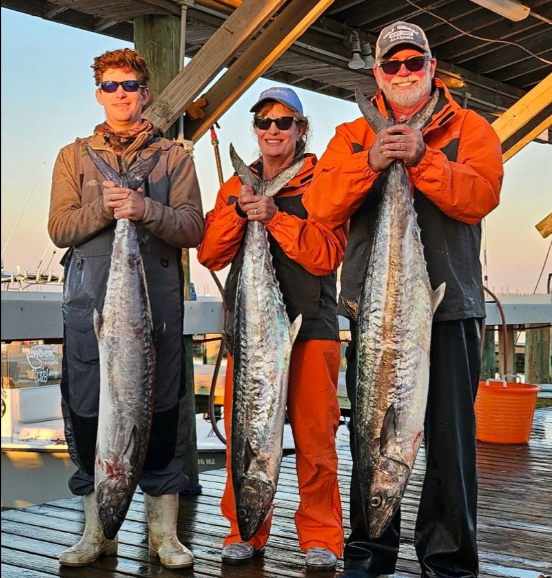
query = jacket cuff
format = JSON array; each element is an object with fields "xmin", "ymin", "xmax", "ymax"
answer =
[
  {"xmin": 98, "ymin": 196, "xmax": 113, "ymax": 220},
  {"xmin": 266, "ymin": 209, "xmax": 285, "ymax": 232},
  {"xmin": 234, "ymin": 201, "xmax": 248, "ymax": 219},
  {"xmin": 142, "ymin": 197, "xmax": 153, "ymax": 222},
  {"xmin": 409, "ymin": 146, "xmax": 435, "ymax": 184},
  {"xmin": 365, "ymin": 147, "xmax": 383, "ymax": 177}
]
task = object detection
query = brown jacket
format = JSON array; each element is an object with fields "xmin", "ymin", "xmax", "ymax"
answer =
[{"xmin": 49, "ymin": 130, "xmax": 204, "ymax": 249}]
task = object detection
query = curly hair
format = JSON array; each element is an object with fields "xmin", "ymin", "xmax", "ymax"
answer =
[{"xmin": 91, "ymin": 48, "xmax": 150, "ymax": 87}]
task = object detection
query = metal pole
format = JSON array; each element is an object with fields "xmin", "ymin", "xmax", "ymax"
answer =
[{"xmin": 207, "ymin": 122, "xmax": 228, "ymax": 444}]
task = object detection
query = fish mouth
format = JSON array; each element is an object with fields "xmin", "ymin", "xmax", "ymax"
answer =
[
  {"xmin": 363, "ymin": 455, "xmax": 410, "ymax": 539},
  {"xmin": 364, "ymin": 493, "xmax": 401, "ymax": 540},
  {"xmin": 236, "ymin": 478, "xmax": 275, "ymax": 542}
]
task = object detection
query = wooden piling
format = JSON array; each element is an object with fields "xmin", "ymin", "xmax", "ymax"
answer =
[
  {"xmin": 480, "ymin": 329, "xmax": 496, "ymax": 380},
  {"xmin": 135, "ymin": 14, "xmax": 199, "ymax": 488},
  {"xmin": 525, "ymin": 325, "xmax": 552, "ymax": 384}
]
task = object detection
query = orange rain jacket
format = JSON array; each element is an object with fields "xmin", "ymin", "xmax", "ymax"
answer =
[
  {"xmin": 303, "ymin": 79, "xmax": 504, "ymax": 322},
  {"xmin": 199, "ymin": 155, "xmax": 345, "ymax": 554},
  {"xmin": 197, "ymin": 154, "xmax": 347, "ymax": 341}
]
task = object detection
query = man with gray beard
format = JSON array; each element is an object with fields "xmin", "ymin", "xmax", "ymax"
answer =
[{"xmin": 303, "ymin": 21, "xmax": 504, "ymax": 578}]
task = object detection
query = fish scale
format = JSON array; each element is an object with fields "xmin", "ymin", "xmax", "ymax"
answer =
[
  {"xmin": 229, "ymin": 145, "xmax": 303, "ymax": 541},
  {"xmin": 85, "ymin": 144, "xmax": 159, "ymax": 540},
  {"xmin": 353, "ymin": 89, "xmax": 446, "ymax": 539}
]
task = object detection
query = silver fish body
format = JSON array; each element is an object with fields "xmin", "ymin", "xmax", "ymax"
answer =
[
  {"xmin": 85, "ymin": 144, "xmax": 158, "ymax": 540},
  {"xmin": 230, "ymin": 145, "xmax": 302, "ymax": 541},
  {"xmin": 354, "ymin": 89, "xmax": 445, "ymax": 539},
  {"xmin": 93, "ymin": 217, "xmax": 155, "ymax": 540}
]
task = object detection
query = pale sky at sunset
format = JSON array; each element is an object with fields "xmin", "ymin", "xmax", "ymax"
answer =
[{"xmin": 2, "ymin": 8, "xmax": 551, "ymax": 295}]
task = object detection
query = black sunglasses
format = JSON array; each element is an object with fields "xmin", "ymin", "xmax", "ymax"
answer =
[
  {"xmin": 99, "ymin": 80, "xmax": 147, "ymax": 93},
  {"xmin": 376, "ymin": 56, "xmax": 430, "ymax": 75},
  {"xmin": 253, "ymin": 116, "xmax": 301, "ymax": 130}
]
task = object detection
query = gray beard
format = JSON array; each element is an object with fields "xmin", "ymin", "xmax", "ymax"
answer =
[{"xmin": 385, "ymin": 74, "xmax": 432, "ymax": 109}]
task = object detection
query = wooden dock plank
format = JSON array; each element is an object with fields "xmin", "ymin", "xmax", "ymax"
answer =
[{"xmin": 2, "ymin": 408, "xmax": 550, "ymax": 578}]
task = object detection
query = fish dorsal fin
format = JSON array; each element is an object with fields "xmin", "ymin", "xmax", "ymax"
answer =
[
  {"xmin": 431, "ymin": 282, "xmax": 446, "ymax": 314},
  {"xmin": 85, "ymin": 143, "xmax": 122, "ymax": 186},
  {"xmin": 340, "ymin": 295, "xmax": 359, "ymax": 321},
  {"xmin": 123, "ymin": 426, "xmax": 139, "ymax": 466},
  {"xmin": 289, "ymin": 314, "xmax": 302, "ymax": 344},
  {"xmin": 244, "ymin": 438, "xmax": 255, "ymax": 474},
  {"xmin": 230, "ymin": 144, "xmax": 257, "ymax": 187},
  {"xmin": 380, "ymin": 405, "xmax": 397, "ymax": 456},
  {"xmin": 355, "ymin": 87, "xmax": 391, "ymax": 134},
  {"xmin": 407, "ymin": 89, "xmax": 439, "ymax": 131},
  {"xmin": 263, "ymin": 159, "xmax": 304, "ymax": 198},
  {"xmin": 126, "ymin": 148, "xmax": 162, "ymax": 190},
  {"xmin": 154, "ymin": 322, "xmax": 166, "ymax": 349},
  {"xmin": 93, "ymin": 309, "xmax": 103, "ymax": 339}
]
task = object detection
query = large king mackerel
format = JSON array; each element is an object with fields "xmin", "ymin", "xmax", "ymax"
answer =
[
  {"xmin": 85, "ymin": 144, "xmax": 161, "ymax": 540},
  {"xmin": 229, "ymin": 145, "xmax": 302, "ymax": 541},
  {"xmin": 353, "ymin": 89, "xmax": 445, "ymax": 538}
]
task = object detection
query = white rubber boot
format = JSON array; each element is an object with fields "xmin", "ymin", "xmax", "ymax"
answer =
[
  {"xmin": 145, "ymin": 493, "xmax": 194, "ymax": 569},
  {"xmin": 59, "ymin": 493, "xmax": 118, "ymax": 566}
]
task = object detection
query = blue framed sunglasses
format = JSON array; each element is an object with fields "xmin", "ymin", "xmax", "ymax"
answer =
[{"xmin": 99, "ymin": 80, "xmax": 147, "ymax": 93}]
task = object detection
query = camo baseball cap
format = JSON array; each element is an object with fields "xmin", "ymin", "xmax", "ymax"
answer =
[
  {"xmin": 375, "ymin": 21, "xmax": 431, "ymax": 61},
  {"xmin": 250, "ymin": 87, "xmax": 304, "ymax": 116}
]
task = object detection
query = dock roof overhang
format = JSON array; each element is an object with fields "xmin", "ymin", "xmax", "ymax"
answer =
[{"xmin": 3, "ymin": 0, "xmax": 551, "ymax": 156}]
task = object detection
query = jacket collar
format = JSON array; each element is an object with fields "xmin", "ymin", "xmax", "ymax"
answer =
[{"xmin": 372, "ymin": 78, "xmax": 460, "ymax": 132}]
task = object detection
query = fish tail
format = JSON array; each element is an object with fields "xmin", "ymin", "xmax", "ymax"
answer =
[
  {"xmin": 408, "ymin": 89, "xmax": 439, "ymax": 131},
  {"xmin": 355, "ymin": 87, "xmax": 391, "ymax": 133}
]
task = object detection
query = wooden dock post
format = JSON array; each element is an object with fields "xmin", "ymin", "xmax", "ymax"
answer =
[
  {"xmin": 135, "ymin": 14, "xmax": 199, "ymax": 488},
  {"xmin": 525, "ymin": 325, "xmax": 552, "ymax": 384},
  {"xmin": 497, "ymin": 328, "xmax": 516, "ymax": 379},
  {"xmin": 480, "ymin": 329, "xmax": 496, "ymax": 380}
]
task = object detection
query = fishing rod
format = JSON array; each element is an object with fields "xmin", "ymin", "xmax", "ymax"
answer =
[{"xmin": 208, "ymin": 122, "xmax": 229, "ymax": 445}]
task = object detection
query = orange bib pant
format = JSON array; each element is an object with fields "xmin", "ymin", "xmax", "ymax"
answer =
[{"xmin": 221, "ymin": 339, "xmax": 344, "ymax": 557}]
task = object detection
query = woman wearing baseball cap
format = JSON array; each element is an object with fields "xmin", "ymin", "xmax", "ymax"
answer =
[{"xmin": 198, "ymin": 87, "xmax": 346, "ymax": 572}]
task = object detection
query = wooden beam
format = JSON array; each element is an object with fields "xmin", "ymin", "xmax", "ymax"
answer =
[
  {"xmin": 493, "ymin": 73, "xmax": 552, "ymax": 142},
  {"xmin": 94, "ymin": 18, "xmax": 119, "ymax": 33},
  {"xmin": 501, "ymin": 109, "xmax": 552, "ymax": 162},
  {"xmin": 129, "ymin": 0, "xmax": 180, "ymax": 15},
  {"xmin": 536, "ymin": 213, "xmax": 552, "ymax": 239},
  {"xmin": 326, "ymin": 0, "xmax": 364, "ymax": 15},
  {"xmin": 44, "ymin": 5, "xmax": 68, "ymax": 19},
  {"xmin": 143, "ymin": 0, "xmax": 287, "ymax": 131},
  {"xmin": 197, "ymin": 0, "xmax": 242, "ymax": 12},
  {"xmin": 493, "ymin": 73, "xmax": 552, "ymax": 161},
  {"xmin": 185, "ymin": 0, "xmax": 337, "ymax": 142}
]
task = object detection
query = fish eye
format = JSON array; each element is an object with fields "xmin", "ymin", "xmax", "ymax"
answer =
[
  {"xmin": 238, "ymin": 508, "xmax": 248, "ymax": 519},
  {"xmin": 370, "ymin": 496, "xmax": 382, "ymax": 508}
]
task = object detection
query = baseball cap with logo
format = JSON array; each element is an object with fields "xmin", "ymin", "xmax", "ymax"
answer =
[
  {"xmin": 250, "ymin": 87, "xmax": 304, "ymax": 116},
  {"xmin": 375, "ymin": 21, "xmax": 431, "ymax": 61}
]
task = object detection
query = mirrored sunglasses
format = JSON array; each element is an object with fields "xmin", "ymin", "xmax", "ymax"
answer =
[
  {"xmin": 99, "ymin": 80, "xmax": 147, "ymax": 93},
  {"xmin": 253, "ymin": 116, "xmax": 301, "ymax": 130},
  {"xmin": 376, "ymin": 56, "xmax": 430, "ymax": 75}
]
